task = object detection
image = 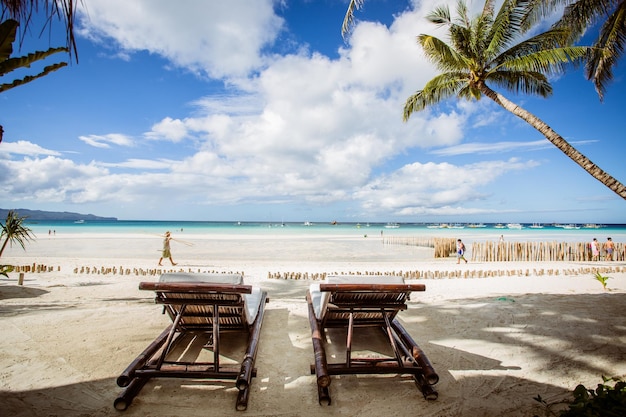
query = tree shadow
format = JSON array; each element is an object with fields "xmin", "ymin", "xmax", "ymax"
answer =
[{"xmin": 0, "ymin": 285, "xmax": 48, "ymax": 300}]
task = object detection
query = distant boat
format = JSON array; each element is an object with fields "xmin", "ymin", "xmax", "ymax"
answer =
[
  {"xmin": 385, "ymin": 223, "xmax": 400, "ymax": 229},
  {"xmin": 450, "ymin": 223, "xmax": 465, "ymax": 229},
  {"xmin": 303, "ymin": 221, "xmax": 313, "ymax": 226},
  {"xmin": 494, "ymin": 223, "xmax": 506, "ymax": 229},
  {"xmin": 507, "ymin": 223, "xmax": 523, "ymax": 229},
  {"xmin": 467, "ymin": 223, "xmax": 486, "ymax": 228},
  {"xmin": 74, "ymin": 220, "xmax": 85, "ymax": 224},
  {"xmin": 582, "ymin": 223, "xmax": 603, "ymax": 229},
  {"xmin": 529, "ymin": 223, "xmax": 544, "ymax": 229},
  {"xmin": 562, "ymin": 224, "xmax": 581, "ymax": 230}
]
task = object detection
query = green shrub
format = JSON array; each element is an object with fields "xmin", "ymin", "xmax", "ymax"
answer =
[{"xmin": 535, "ymin": 377, "xmax": 626, "ymax": 416}]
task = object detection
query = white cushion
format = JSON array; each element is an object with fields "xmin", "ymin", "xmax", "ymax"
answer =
[{"xmin": 159, "ymin": 272, "xmax": 243, "ymax": 285}]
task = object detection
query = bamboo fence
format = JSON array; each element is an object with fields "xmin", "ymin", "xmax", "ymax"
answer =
[
  {"xmin": 385, "ymin": 237, "xmax": 626, "ymax": 262},
  {"xmin": 7, "ymin": 262, "xmax": 626, "ymax": 281}
]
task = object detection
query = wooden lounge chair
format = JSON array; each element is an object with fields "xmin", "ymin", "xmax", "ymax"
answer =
[
  {"xmin": 114, "ymin": 273, "xmax": 268, "ymax": 411},
  {"xmin": 306, "ymin": 275, "xmax": 439, "ymax": 405}
]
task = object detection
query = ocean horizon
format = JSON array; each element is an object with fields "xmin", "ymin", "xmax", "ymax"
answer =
[{"xmin": 25, "ymin": 219, "xmax": 626, "ymax": 244}]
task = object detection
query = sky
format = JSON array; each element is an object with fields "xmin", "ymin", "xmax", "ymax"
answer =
[{"xmin": 1, "ymin": 0, "xmax": 625, "ymax": 223}]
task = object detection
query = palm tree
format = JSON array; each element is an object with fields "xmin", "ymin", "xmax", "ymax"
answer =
[
  {"xmin": 0, "ymin": 210, "xmax": 35, "ymax": 257},
  {"xmin": 344, "ymin": 0, "xmax": 626, "ymax": 200},
  {"xmin": 1, "ymin": 0, "xmax": 80, "ymax": 59},
  {"xmin": 0, "ymin": 210, "xmax": 35, "ymax": 277},
  {"xmin": 404, "ymin": 0, "xmax": 626, "ymax": 199}
]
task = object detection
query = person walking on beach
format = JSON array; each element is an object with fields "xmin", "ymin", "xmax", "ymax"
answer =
[
  {"xmin": 158, "ymin": 231, "xmax": 177, "ymax": 266},
  {"xmin": 605, "ymin": 237, "xmax": 615, "ymax": 261},
  {"xmin": 590, "ymin": 238, "xmax": 600, "ymax": 261},
  {"xmin": 457, "ymin": 239, "xmax": 468, "ymax": 264}
]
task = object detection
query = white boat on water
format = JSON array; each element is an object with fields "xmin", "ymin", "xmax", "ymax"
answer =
[
  {"xmin": 385, "ymin": 223, "xmax": 400, "ymax": 229},
  {"xmin": 507, "ymin": 223, "xmax": 523, "ymax": 229},
  {"xmin": 467, "ymin": 223, "xmax": 486, "ymax": 228},
  {"xmin": 74, "ymin": 220, "xmax": 85, "ymax": 224},
  {"xmin": 562, "ymin": 224, "xmax": 581, "ymax": 230},
  {"xmin": 494, "ymin": 223, "xmax": 506, "ymax": 229},
  {"xmin": 529, "ymin": 223, "xmax": 544, "ymax": 229},
  {"xmin": 303, "ymin": 221, "xmax": 313, "ymax": 226}
]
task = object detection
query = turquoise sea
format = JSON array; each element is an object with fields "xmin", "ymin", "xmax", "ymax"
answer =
[{"xmin": 25, "ymin": 220, "xmax": 626, "ymax": 243}]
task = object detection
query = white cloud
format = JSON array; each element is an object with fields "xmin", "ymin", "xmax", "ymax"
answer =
[
  {"xmin": 0, "ymin": 141, "xmax": 61, "ymax": 157},
  {"xmin": 144, "ymin": 117, "xmax": 189, "ymax": 142},
  {"xmin": 77, "ymin": 0, "xmax": 284, "ymax": 78},
  {"xmin": 354, "ymin": 158, "xmax": 540, "ymax": 216},
  {"xmin": 78, "ymin": 134, "xmax": 134, "ymax": 148}
]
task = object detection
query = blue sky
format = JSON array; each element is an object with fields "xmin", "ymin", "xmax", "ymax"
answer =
[{"xmin": 1, "ymin": 0, "xmax": 625, "ymax": 223}]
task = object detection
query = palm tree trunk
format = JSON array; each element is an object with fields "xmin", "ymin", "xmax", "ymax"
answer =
[{"xmin": 479, "ymin": 83, "xmax": 626, "ymax": 200}]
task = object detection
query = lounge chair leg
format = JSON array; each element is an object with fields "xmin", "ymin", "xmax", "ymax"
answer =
[
  {"xmin": 114, "ymin": 377, "xmax": 149, "ymax": 411},
  {"xmin": 236, "ymin": 386, "xmax": 250, "ymax": 411},
  {"xmin": 413, "ymin": 372, "xmax": 438, "ymax": 400},
  {"xmin": 318, "ymin": 384, "xmax": 331, "ymax": 406}
]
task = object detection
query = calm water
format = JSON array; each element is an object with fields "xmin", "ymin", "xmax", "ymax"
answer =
[{"xmin": 26, "ymin": 220, "xmax": 626, "ymax": 243}]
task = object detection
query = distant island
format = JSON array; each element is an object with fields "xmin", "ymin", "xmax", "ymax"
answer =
[{"xmin": 0, "ymin": 208, "xmax": 117, "ymax": 221}]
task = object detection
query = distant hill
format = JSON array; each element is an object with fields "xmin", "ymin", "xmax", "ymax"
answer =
[{"xmin": 0, "ymin": 208, "xmax": 117, "ymax": 221}]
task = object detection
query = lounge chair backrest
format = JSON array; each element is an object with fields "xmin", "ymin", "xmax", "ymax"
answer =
[
  {"xmin": 139, "ymin": 273, "xmax": 262, "ymax": 327},
  {"xmin": 310, "ymin": 275, "xmax": 425, "ymax": 323}
]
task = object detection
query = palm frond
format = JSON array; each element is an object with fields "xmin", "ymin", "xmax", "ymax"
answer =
[
  {"xmin": 341, "ymin": 0, "xmax": 365, "ymax": 39},
  {"xmin": 487, "ymin": 0, "xmax": 529, "ymax": 58},
  {"xmin": 419, "ymin": 34, "xmax": 470, "ymax": 72},
  {"xmin": 585, "ymin": 1, "xmax": 626, "ymax": 101},
  {"xmin": 0, "ymin": 61, "xmax": 67, "ymax": 93},
  {"xmin": 426, "ymin": 4, "xmax": 452, "ymax": 25},
  {"xmin": 403, "ymin": 73, "xmax": 468, "ymax": 121},
  {"xmin": 500, "ymin": 46, "xmax": 588, "ymax": 76},
  {"xmin": 0, "ymin": 46, "xmax": 68, "ymax": 76},
  {"xmin": 556, "ymin": 0, "xmax": 615, "ymax": 41},
  {"xmin": 487, "ymin": 69, "xmax": 552, "ymax": 96},
  {"xmin": 457, "ymin": 83, "xmax": 483, "ymax": 100}
]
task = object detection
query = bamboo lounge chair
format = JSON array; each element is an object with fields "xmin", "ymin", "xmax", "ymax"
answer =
[
  {"xmin": 306, "ymin": 275, "xmax": 439, "ymax": 405},
  {"xmin": 114, "ymin": 273, "xmax": 268, "ymax": 411}
]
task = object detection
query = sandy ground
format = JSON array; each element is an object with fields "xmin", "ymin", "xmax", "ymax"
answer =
[{"xmin": 1, "ymin": 234, "xmax": 625, "ymax": 416}]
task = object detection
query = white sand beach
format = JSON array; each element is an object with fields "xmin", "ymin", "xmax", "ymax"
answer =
[{"xmin": 1, "ymin": 232, "xmax": 625, "ymax": 416}]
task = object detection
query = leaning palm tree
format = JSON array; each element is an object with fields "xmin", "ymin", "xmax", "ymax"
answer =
[
  {"xmin": 0, "ymin": 210, "xmax": 35, "ymax": 277},
  {"xmin": 404, "ymin": 0, "xmax": 626, "ymax": 199},
  {"xmin": 343, "ymin": 0, "xmax": 626, "ymax": 200}
]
